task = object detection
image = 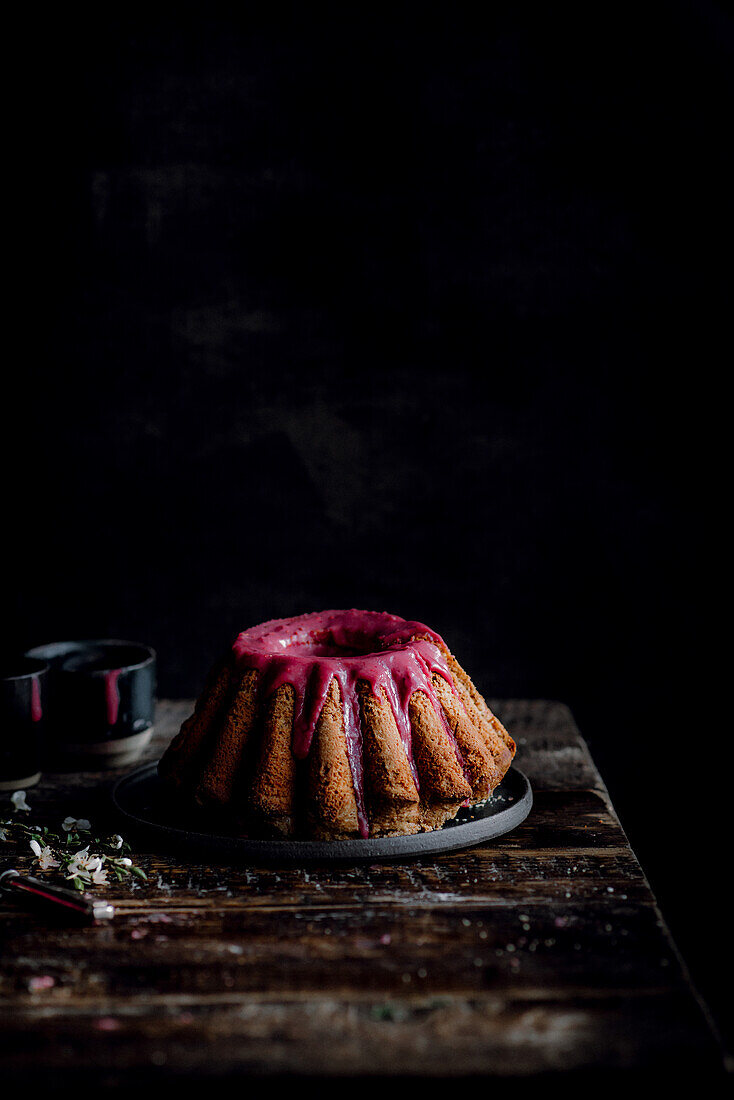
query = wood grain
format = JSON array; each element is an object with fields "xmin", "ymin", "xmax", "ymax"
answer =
[{"xmin": 0, "ymin": 699, "xmax": 726, "ymax": 1083}]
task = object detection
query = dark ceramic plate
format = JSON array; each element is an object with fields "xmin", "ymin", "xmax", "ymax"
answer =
[{"xmin": 111, "ymin": 762, "xmax": 532, "ymax": 863}]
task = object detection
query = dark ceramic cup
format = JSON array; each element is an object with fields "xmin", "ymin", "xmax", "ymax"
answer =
[
  {"xmin": 0, "ymin": 658, "xmax": 49, "ymax": 790},
  {"xmin": 24, "ymin": 640, "xmax": 156, "ymax": 768}
]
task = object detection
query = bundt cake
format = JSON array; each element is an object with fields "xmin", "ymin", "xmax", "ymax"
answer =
[{"xmin": 158, "ymin": 610, "xmax": 516, "ymax": 839}]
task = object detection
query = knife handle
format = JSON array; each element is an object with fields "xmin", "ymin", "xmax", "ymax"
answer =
[{"xmin": 0, "ymin": 867, "xmax": 114, "ymax": 922}]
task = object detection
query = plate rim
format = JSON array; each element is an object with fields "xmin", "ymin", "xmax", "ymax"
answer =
[{"xmin": 111, "ymin": 760, "xmax": 532, "ymax": 863}]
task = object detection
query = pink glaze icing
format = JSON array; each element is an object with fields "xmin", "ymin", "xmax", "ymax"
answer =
[
  {"xmin": 104, "ymin": 670, "xmax": 121, "ymax": 726},
  {"xmin": 30, "ymin": 676, "xmax": 43, "ymax": 723},
  {"xmin": 232, "ymin": 610, "xmax": 467, "ymax": 837}
]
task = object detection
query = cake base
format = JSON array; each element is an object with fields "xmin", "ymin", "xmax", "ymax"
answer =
[{"xmin": 112, "ymin": 761, "xmax": 532, "ymax": 863}]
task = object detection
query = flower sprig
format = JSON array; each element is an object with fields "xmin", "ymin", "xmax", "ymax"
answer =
[{"xmin": 0, "ymin": 791, "xmax": 147, "ymax": 892}]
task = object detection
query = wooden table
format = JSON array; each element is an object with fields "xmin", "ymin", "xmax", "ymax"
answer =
[{"xmin": 0, "ymin": 699, "xmax": 727, "ymax": 1085}]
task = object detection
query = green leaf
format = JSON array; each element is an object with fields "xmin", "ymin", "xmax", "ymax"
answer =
[{"xmin": 131, "ymin": 866, "xmax": 148, "ymax": 881}]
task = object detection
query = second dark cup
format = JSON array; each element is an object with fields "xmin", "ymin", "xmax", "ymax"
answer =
[{"xmin": 24, "ymin": 640, "xmax": 156, "ymax": 768}]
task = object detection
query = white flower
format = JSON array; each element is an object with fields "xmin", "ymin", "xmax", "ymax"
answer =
[
  {"xmin": 29, "ymin": 839, "xmax": 61, "ymax": 870},
  {"xmin": 0, "ymin": 827, "xmax": 8, "ymax": 842},
  {"xmin": 66, "ymin": 847, "xmax": 107, "ymax": 884},
  {"xmin": 38, "ymin": 846, "xmax": 61, "ymax": 870},
  {"xmin": 116, "ymin": 857, "xmax": 132, "ymax": 867},
  {"xmin": 90, "ymin": 866, "xmax": 109, "ymax": 886},
  {"xmin": 62, "ymin": 816, "xmax": 91, "ymax": 832},
  {"xmin": 11, "ymin": 791, "xmax": 31, "ymax": 813}
]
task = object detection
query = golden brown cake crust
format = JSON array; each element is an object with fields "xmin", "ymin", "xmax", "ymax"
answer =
[
  {"xmin": 247, "ymin": 684, "xmax": 298, "ymax": 835},
  {"xmin": 358, "ymin": 681, "xmax": 421, "ymax": 836},
  {"xmin": 195, "ymin": 669, "xmax": 259, "ymax": 808},
  {"xmin": 306, "ymin": 678, "xmax": 361, "ymax": 839},
  {"xmin": 157, "ymin": 658, "xmax": 233, "ymax": 790}
]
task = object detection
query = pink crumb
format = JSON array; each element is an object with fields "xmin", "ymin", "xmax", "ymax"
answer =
[{"xmin": 28, "ymin": 975, "xmax": 56, "ymax": 991}]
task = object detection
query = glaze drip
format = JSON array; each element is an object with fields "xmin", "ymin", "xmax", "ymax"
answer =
[
  {"xmin": 104, "ymin": 670, "xmax": 121, "ymax": 726},
  {"xmin": 30, "ymin": 676, "xmax": 43, "ymax": 723},
  {"xmin": 232, "ymin": 610, "xmax": 467, "ymax": 837}
]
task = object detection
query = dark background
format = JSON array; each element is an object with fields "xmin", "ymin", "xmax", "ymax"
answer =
[{"xmin": 5, "ymin": 3, "xmax": 730, "ymax": 1050}]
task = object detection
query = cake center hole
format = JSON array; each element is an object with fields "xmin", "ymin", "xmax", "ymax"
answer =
[{"xmin": 283, "ymin": 628, "xmax": 381, "ymax": 658}]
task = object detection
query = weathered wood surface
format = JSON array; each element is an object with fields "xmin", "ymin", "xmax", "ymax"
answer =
[{"xmin": 0, "ymin": 700, "xmax": 726, "ymax": 1083}]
